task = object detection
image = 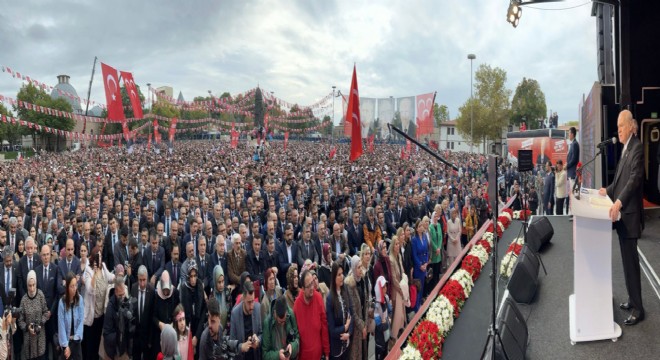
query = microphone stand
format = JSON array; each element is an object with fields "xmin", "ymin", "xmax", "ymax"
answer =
[
  {"xmin": 572, "ymin": 147, "xmax": 602, "ymax": 200},
  {"xmin": 387, "ymin": 124, "xmax": 459, "ymax": 171}
]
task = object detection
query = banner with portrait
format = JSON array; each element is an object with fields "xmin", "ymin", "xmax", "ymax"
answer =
[
  {"xmin": 377, "ymin": 97, "xmax": 395, "ymax": 139},
  {"xmin": 359, "ymin": 97, "xmax": 376, "ymax": 139},
  {"xmin": 397, "ymin": 96, "xmax": 416, "ymax": 137}
]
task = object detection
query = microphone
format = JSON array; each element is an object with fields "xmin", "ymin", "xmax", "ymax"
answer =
[{"xmin": 597, "ymin": 137, "xmax": 617, "ymax": 148}]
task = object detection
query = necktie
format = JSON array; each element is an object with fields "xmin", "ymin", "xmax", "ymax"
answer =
[
  {"xmin": 113, "ymin": 234, "xmax": 117, "ymax": 247},
  {"xmin": 141, "ymin": 244, "xmax": 145, "ymax": 257},
  {"xmin": 306, "ymin": 243, "xmax": 310, "ymax": 256},
  {"xmin": 152, "ymin": 253, "xmax": 156, "ymax": 273},
  {"xmin": 29, "ymin": 258, "xmax": 32, "ymax": 271},
  {"xmin": 5, "ymin": 269, "xmax": 9, "ymax": 295},
  {"xmin": 44, "ymin": 267, "xmax": 47, "ymax": 282},
  {"xmin": 67, "ymin": 261, "xmax": 71, "ymax": 273},
  {"xmin": 173, "ymin": 264, "xmax": 177, "ymax": 283}
]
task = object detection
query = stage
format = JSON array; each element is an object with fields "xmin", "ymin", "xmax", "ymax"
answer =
[{"xmin": 441, "ymin": 214, "xmax": 660, "ymax": 359}]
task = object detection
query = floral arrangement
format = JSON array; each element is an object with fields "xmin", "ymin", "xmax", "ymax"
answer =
[
  {"xmin": 512, "ymin": 209, "xmax": 532, "ymax": 220},
  {"xmin": 426, "ymin": 295, "xmax": 455, "ymax": 336},
  {"xmin": 409, "ymin": 320, "xmax": 445, "ymax": 360},
  {"xmin": 400, "ymin": 205, "xmax": 521, "ymax": 359},
  {"xmin": 500, "ymin": 236, "xmax": 525, "ymax": 278}
]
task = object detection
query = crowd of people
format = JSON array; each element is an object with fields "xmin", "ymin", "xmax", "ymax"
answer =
[{"xmin": 0, "ymin": 138, "xmax": 500, "ymax": 360}]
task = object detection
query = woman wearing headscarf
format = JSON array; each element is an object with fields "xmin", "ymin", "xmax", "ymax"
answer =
[
  {"xmin": 179, "ymin": 261, "xmax": 207, "ymax": 357},
  {"xmin": 388, "ymin": 235, "xmax": 408, "ymax": 345},
  {"xmin": 18, "ymin": 270, "xmax": 48, "ymax": 360},
  {"xmin": 343, "ymin": 256, "xmax": 365, "ymax": 360},
  {"xmin": 318, "ymin": 243, "xmax": 333, "ymax": 289},
  {"xmin": 212, "ymin": 265, "xmax": 229, "ymax": 330},
  {"xmin": 429, "ymin": 206, "xmax": 443, "ymax": 292},
  {"xmin": 153, "ymin": 270, "xmax": 181, "ymax": 356},
  {"xmin": 284, "ymin": 264, "xmax": 299, "ymax": 310},
  {"xmin": 157, "ymin": 324, "xmax": 179, "ymax": 360},
  {"xmin": 373, "ymin": 240, "xmax": 392, "ymax": 300}
]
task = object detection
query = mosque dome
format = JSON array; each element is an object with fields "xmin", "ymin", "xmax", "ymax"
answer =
[{"xmin": 50, "ymin": 75, "xmax": 83, "ymax": 113}]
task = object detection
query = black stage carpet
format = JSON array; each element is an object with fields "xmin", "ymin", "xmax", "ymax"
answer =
[{"xmin": 442, "ymin": 216, "xmax": 660, "ymax": 360}]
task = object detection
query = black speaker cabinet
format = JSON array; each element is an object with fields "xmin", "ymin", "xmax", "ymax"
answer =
[
  {"xmin": 507, "ymin": 246, "xmax": 540, "ymax": 304},
  {"xmin": 526, "ymin": 216, "xmax": 554, "ymax": 253},
  {"xmin": 482, "ymin": 297, "xmax": 529, "ymax": 360}
]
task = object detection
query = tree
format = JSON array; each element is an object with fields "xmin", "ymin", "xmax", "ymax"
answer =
[
  {"xmin": 456, "ymin": 64, "xmax": 511, "ymax": 149},
  {"xmin": 0, "ymin": 103, "xmax": 13, "ymax": 145},
  {"xmin": 15, "ymin": 83, "xmax": 74, "ymax": 151},
  {"xmin": 321, "ymin": 115, "xmax": 332, "ymax": 136},
  {"xmin": 510, "ymin": 77, "xmax": 547, "ymax": 129},
  {"xmin": 433, "ymin": 103, "xmax": 450, "ymax": 127}
]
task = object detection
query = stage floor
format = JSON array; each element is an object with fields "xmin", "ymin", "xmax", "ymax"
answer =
[{"xmin": 442, "ymin": 215, "xmax": 660, "ymax": 360}]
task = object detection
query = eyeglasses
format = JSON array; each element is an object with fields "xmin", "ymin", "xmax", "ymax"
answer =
[{"xmin": 303, "ymin": 282, "xmax": 314, "ymax": 290}]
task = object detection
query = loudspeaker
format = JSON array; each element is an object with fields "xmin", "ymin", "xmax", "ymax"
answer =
[
  {"xmin": 517, "ymin": 150, "xmax": 533, "ymax": 172},
  {"xmin": 507, "ymin": 246, "xmax": 540, "ymax": 304},
  {"xmin": 482, "ymin": 297, "xmax": 529, "ymax": 360},
  {"xmin": 488, "ymin": 155, "xmax": 498, "ymax": 212},
  {"xmin": 526, "ymin": 216, "xmax": 554, "ymax": 253}
]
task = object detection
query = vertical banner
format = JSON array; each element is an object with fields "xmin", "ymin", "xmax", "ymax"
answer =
[
  {"xmin": 377, "ymin": 97, "xmax": 395, "ymax": 139},
  {"xmin": 359, "ymin": 97, "xmax": 375, "ymax": 139},
  {"xmin": 153, "ymin": 119, "xmax": 160, "ymax": 144},
  {"xmin": 119, "ymin": 71, "xmax": 143, "ymax": 119},
  {"xmin": 329, "ymin": 146, "xmax": 337, "ymax": 159},
  {"xmin": 284, "ymin": 132, "xmax": 289, "ymax": 151},
  {"xmin": 397, "ymin": 96, "xmax": 415, "ymax": 137},
  {"xmin": 342, "ymin": 94, "xmax": 351, "ymax": 137},
  {"xmin": 169, "ymin": 118, "xmax": 178, "ymax": 142},
  {"xmin": 368, "ymin": 134, "xmax": 375, "ymax": 153},
  {"xmin": 345, "ymin": 65, "xmax": 363, "ymax": 161},
  {"xmin": 147, "ymin": 133, "xmax": 152, "ymax": 151},
  {"xmin": 415, "ymin": 92, "xmax": 435, "ymax": 137},
  {"xmin": 230, "ymin": 123, "xmax": 238, "ymax": 149}
]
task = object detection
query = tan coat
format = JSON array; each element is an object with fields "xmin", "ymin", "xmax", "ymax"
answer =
[
  {"xmin": 227, "ymin": 248, "xmax": 246, "ymax": 287},
  {"xmin": 345, "ymin": 274, "xmax": 365, "ymax": 360}
]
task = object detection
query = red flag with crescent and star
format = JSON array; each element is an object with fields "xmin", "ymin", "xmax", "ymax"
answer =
[
  {"xmin": 415, "ymin": 92, "xmax": 435, "ymax": 136},
  {"xmin": 345, "ymin": 65, "xmax": 362, "ymax": 161},
  {"xmin": 100, "ymin": 63, "xmax": 125, "ymax": 122},
  {"xmin": 119, "ymin": 71, "xmax": 143, "ymax": 119},
  {"xmin": 284, "ymin": 132, "xmax": 289, "ymax": 151}
]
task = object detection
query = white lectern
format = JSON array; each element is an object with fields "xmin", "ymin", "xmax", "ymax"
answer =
[{"xmin": 569, "ymin": 187, "xmax": 622, "ymax": 344}]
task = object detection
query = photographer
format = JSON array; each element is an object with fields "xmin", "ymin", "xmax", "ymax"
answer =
[
  {"xmin": 0, "ymin": 311, "xmax": 16, "ymax": 360},
  {"xmin": 198, "ymin": 297, "xmax": 225, "ymax": 360},
  {"xmin": 103, "ymin": 276, "xmax": 134, "ymax": 360},
  {"xmin": 18, "ymin": 270, "xmax": 48, "ymax": 360},
  {"xmin": 262, "ymin": 296, "xmax": 299, "ymax": 360},
  {"xmin": 229, "ymin": 280, "xmax": 262, "ymax": 360},
  {"xmin": 57, "ymin": 272, "xmax": 84, "ymax": 360}
]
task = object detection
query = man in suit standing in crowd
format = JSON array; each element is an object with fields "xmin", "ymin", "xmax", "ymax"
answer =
[
  {"xmin": 566, "ymin": 126, "xmax": 579, "ymax": 218},
  {"xmin": 600, "ymin": 110, "xmax": 645, "ymax": 325}
]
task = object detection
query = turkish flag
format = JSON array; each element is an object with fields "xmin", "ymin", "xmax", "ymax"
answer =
[
  {"xmin": 368, "ymin": 134, "xmax": 375, "ymax": 153},
  {"xmin": 416, "ymin": 92, "xmax": 435, "ymax": 136},
  {"xmin": 400, "ymin": 146, "xmax": 408, "ymax": 160},
  {"xmin": 329, "ymin": 146, "xmax": 337, "ymax": 160},
  {"xmin": 100, "ymin": 63, "xmax": 125, "ymax": 122},
  {"xmin": 153, "ymin": 119, "xmax": 161, "ymax": 144},
  {"xmin": 284, "ymin": 132, "xmax": 289, "ymax": 151},
  {"xmin": 406, "ymin": 139, "xmax": 412, "ymax": 154},
  {"xmin": 345, "ymin": 65, "xmax": 362, "ymax": 161},
  {"xmin": 120, "ymin": 71, "xmax": 143, "ymax": 119},
  {"xmin": 230, "ymin": 122, "xmax": 238, "ymax": 148},
  {"xmin": 169, "ymin": 118, "xmax": 178, "ymax": 142}
]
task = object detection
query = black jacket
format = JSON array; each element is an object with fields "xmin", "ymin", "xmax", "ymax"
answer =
[
  {"xmin": 180, "ymin": 281, "xmax": 207, "ymax": 342},
  {"xmin": 103, "ymin": 289, "xmax": 133, "ymax": 358}
]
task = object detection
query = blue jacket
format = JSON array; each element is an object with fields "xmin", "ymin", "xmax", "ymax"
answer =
[
  {"xmin": 412, "ymin": 233, "xmax": 429, "ymax": 279},
  {"xmin": 566, "ymin": 140, "xmax": 580, "ymax": 179},
  {"xmin": 57, "ymin": 294, "xmax": 84, "ymax": 348}
]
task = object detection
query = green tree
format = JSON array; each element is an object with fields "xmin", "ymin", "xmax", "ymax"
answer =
[
  {"xmin": 321, "ymin": 115, "xmax": 332, "ymax": 136},
  {"xmin": 433, "ymin": 103, "xmax": 450, "ymax": 127},
  {"xmin": 0, "ymin": 103, "xmax": 14, "ymax": 145},
  {"xmin": 456, "ymin": 64, "xmax": 511, "ymax": 149},
  {"xmin": 15, "ymin": 83, "xmax": 74, "ymax": 151},
  {"xmin": 510, "ymin": 77, "xmax": 546, "ymax": 129}
]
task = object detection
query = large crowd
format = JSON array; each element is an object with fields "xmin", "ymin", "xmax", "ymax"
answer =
[{"xmin": 0, "ymin": 138, "xmax": 506, "ymax": 360}]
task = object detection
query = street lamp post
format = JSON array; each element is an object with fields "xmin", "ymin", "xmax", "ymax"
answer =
[
  {"xmin": 468, "ymin": 53, "xmax": 476, "ymax": 153},
  {"xmin": 332, "ymin": 85, "xmax": 336, "ymax": 143}
]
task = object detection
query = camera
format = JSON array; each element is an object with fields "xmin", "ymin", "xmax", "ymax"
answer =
[
  {"xmin": 29, "ymin": 322, "xmax": 42, "ymax": 334},
  {"xmin": 209, "ymin": 334, "xmax": 239, "ymax": 360},
  {"xmin": 4, "ymin": 289, "xmax": 23, "ymax": 318}
]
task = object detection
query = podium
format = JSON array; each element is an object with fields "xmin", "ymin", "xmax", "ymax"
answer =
[{"xmin": 569, "ymin": 187, "xmax": 622, "ymax": 344}]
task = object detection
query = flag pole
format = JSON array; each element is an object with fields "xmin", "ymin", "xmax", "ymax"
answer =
[{"xmin": 387, "ymin": 123, "xmax": 458, "ymax": 171}]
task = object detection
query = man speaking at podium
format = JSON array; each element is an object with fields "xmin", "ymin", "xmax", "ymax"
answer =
[{"xmin": 598, "ymin": 109, "xmax": 645, "ymax": 326}]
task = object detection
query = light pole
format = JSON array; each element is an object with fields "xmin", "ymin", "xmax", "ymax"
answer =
[
  {"xmin": 332, "ymin": 85, "xmax": 336, "ymax": 142},
  {"xmin": 468, "ymin": 53, "xmax": 476, "ymax": 153}
]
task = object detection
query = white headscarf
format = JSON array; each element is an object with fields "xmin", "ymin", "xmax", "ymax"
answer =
[
  {"xmin": 27, "ymin": 270, "xmax": 37, "ymax": 297},
  {"xmin": 374, "ymin": 275, "xmax": 387, "ymax": 304}
]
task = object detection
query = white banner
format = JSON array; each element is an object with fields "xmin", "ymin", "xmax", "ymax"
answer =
[{"xmin": 377, "ymin": 97, "xmax": 395, "ymax": 139}]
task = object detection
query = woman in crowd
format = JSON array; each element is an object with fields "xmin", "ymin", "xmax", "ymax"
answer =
[
  {"xmin": 83, "ymin": 246, "xmax": 115, "ymax": 360},
  {"xmin": 13, "ymin": 239, "xmax": 24, "ymax": 262},
  {"xmin": 0, "ymin": 312, "xmax": 15, "ymax": 360},
  {"xmin": 388, "ymin": 234, "xmax": 408, "ymax": 344},
  {"xmin": 156, "ymin": 324, "xmax": 178, "ymax": 360},
  {"xmin": 429, "ymin": 206, "xmax": 443, "ymax": 294},
  {"xmin": 153, "ymin": 270, "xmax": 181, "ymax": 356},
  {"xmin": 374, "ymin": 276, "xmax": 392, "ymax": 360},
  {"xmin": 465, "ymin": 204, "xmax": 478, "ymax": 243},
  {"xmin": 373, "ymin": 240, "xmax": 392, "ymax": 299},
  {"xmin": 343, "ymin": 256, "xmax": 365, "ymax": 360},
  {"xmin": 212, "ymin": 265, "xmax": 229, "ymax": 330},
  {"xmin": 179, "ymin": 262, "xmax": 206, "ymax": 357},
  {"xmin": 260, "ymin": 267, "xmax": 282, "ymax": 322},
  {"xmin": 326, "ymin": 262, "xmax": 353, "ymax": 360},
  {"xmin": 447, "ymin": 208, "xmax": 463, "ymax": 265},
  {"xmin": 318, "ymin": 243, "xmax": 333, "ymax": 289},
  {"xmin": 411, "ymin": 219, "xmax": 429, "ymax": 311},
  {"xmin": 284, "ymin": 264, "xmax": 299, "ymax": 310},
  {"xmin": 358, "ymin": 243, "xmax": 374, "ymax": 358},
  {"xmin": 18, "ymin": 270, "xmax": 48, "ymax": 360},
  {"xmin": 173, "ymin": 304, "xmax": 193, "ymax": 360},
  {"xmin": 58, "ymin": 272, "xmax": 84, "ymax": 360}
]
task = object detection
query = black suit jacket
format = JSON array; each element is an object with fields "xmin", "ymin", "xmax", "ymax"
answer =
[
  {"xmin": 276, "ymin": 241, "xmax": 298, "ymax": 288},
  {"xmin": 606, "ymin": 135, "xmax": 644, "ymax": 239},
  {"xmin": 161, "ymin": 261, "xmax": 181, "ymax": 289},
  {"xmin": 104, "ymin": 231, "xmax": 121, "ymax": 270},
  {"xmin": 131, "ymin": 282, "xmax": 155, "ymax": 344},
  {"xmin": 17, "ymin": 255, "xmax": 41, "ymax": 300},
  {"xmin": 0, "ymin": 263, "xmax": 18, "ymax": 307},
  {"xmin": 144, "ymin": 247, "xmax": 166, "ymax": 280},
  {"xmin": 35, "ymin": 262, "xmax": 64, "ymax": 313}
]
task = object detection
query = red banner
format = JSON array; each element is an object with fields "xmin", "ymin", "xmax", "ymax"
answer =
[
  {"xmin": 230, "ymin": 122, "xmax": 238, "ymax": 148},
  {"xmin": 284, "ymin": 132, "xmax": 289, "ymax": 151},
  {"xmin": 416, "ymin": 92, "xmax": 435, "ymax": 137},
  {"xmin": 169, "ymin": 118, "xmax": 178, "ymax": 142},
  {"xmin": 100, "ymin": 63, "xmax": 125, "ymax": 122},
  {"xmin": 345, "ymin": 65, "xmax": 363, "ymax": 161},
  {"xmin": 119, "ymin": 71, "xmax": 143, "ymax": 119},
  {"xmin": 329, "ymin": 146, "xmax": 337, "ymax": 159},
  {"xmin": 153, "ymin": 119, "xmax": 161, "ymax": 144},
  {"xmin": 368, "ymin": 134, "xmax": 375, "ymax": 153},
  {"xmin": 147, "ymin": 133, "xmax": 152, "ymax": 151}
]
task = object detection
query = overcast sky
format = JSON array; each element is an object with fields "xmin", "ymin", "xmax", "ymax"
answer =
[{"xmin": 0, "ymin": 0, "xmax": 598, "ymax": 125}]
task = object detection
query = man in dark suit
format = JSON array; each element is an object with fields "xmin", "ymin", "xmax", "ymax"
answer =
[
  {"xmin": 104, "ymin": 218, "xmax": 120, "ymax": 270},
  {"xmin": 542, "ymin": 161, "xmax": 555, "ymax": 215},
  {"xmin": 276, "ymin": 224, "xmax": 298, "ymax": 288},
  {"xmin": 0, "ymin": 250, "xmax": 18, "ymax": 309},
  {"xmin": 36, "ymin": 243, "xmax": 64, "ymax": 357},
  {"xmin": 297, "ymin": 224, "xmax": 319, "ymax": 268},
  {"xmin": 6, "ymin": 217, "xmax": 24, "ymax": 254},
  {"xmin": 113, "ymin": 227, "xmax": 131, "ymax": 269},
  {"xmin": 384, "ymin": 199, "xmax": 399, "ymax": 236},
  {"xmin": 145, "ymin": 232, "xmax": 165, "ymax": 286},
  {"xmin": 600, "ymin": 110, "xmax": 645, "ymax": 325},
  {"xmin": 17, "ymin": 237, "xmax": 40, "ymax": 301},
  {"xmin": 195, "ymin": 236, "xmax": 212, "ymax": 293},
  {"xmin": 131, "ymin": 265, "xmax": 155, "ymax": 360},
  {"xmin": 566, "ymin": 126, "xmax": 580, "ymax": 217},
  {"xmin": 58, "ymin": 238, "xmax": 81, "ymax": 278},
  {"xmin": 345, "ymin": 212, "xmax": 363, "ymax": 256},
  {"xmin": 159, "ymin": 243, "xmax": 181, "ymax": 290}
]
